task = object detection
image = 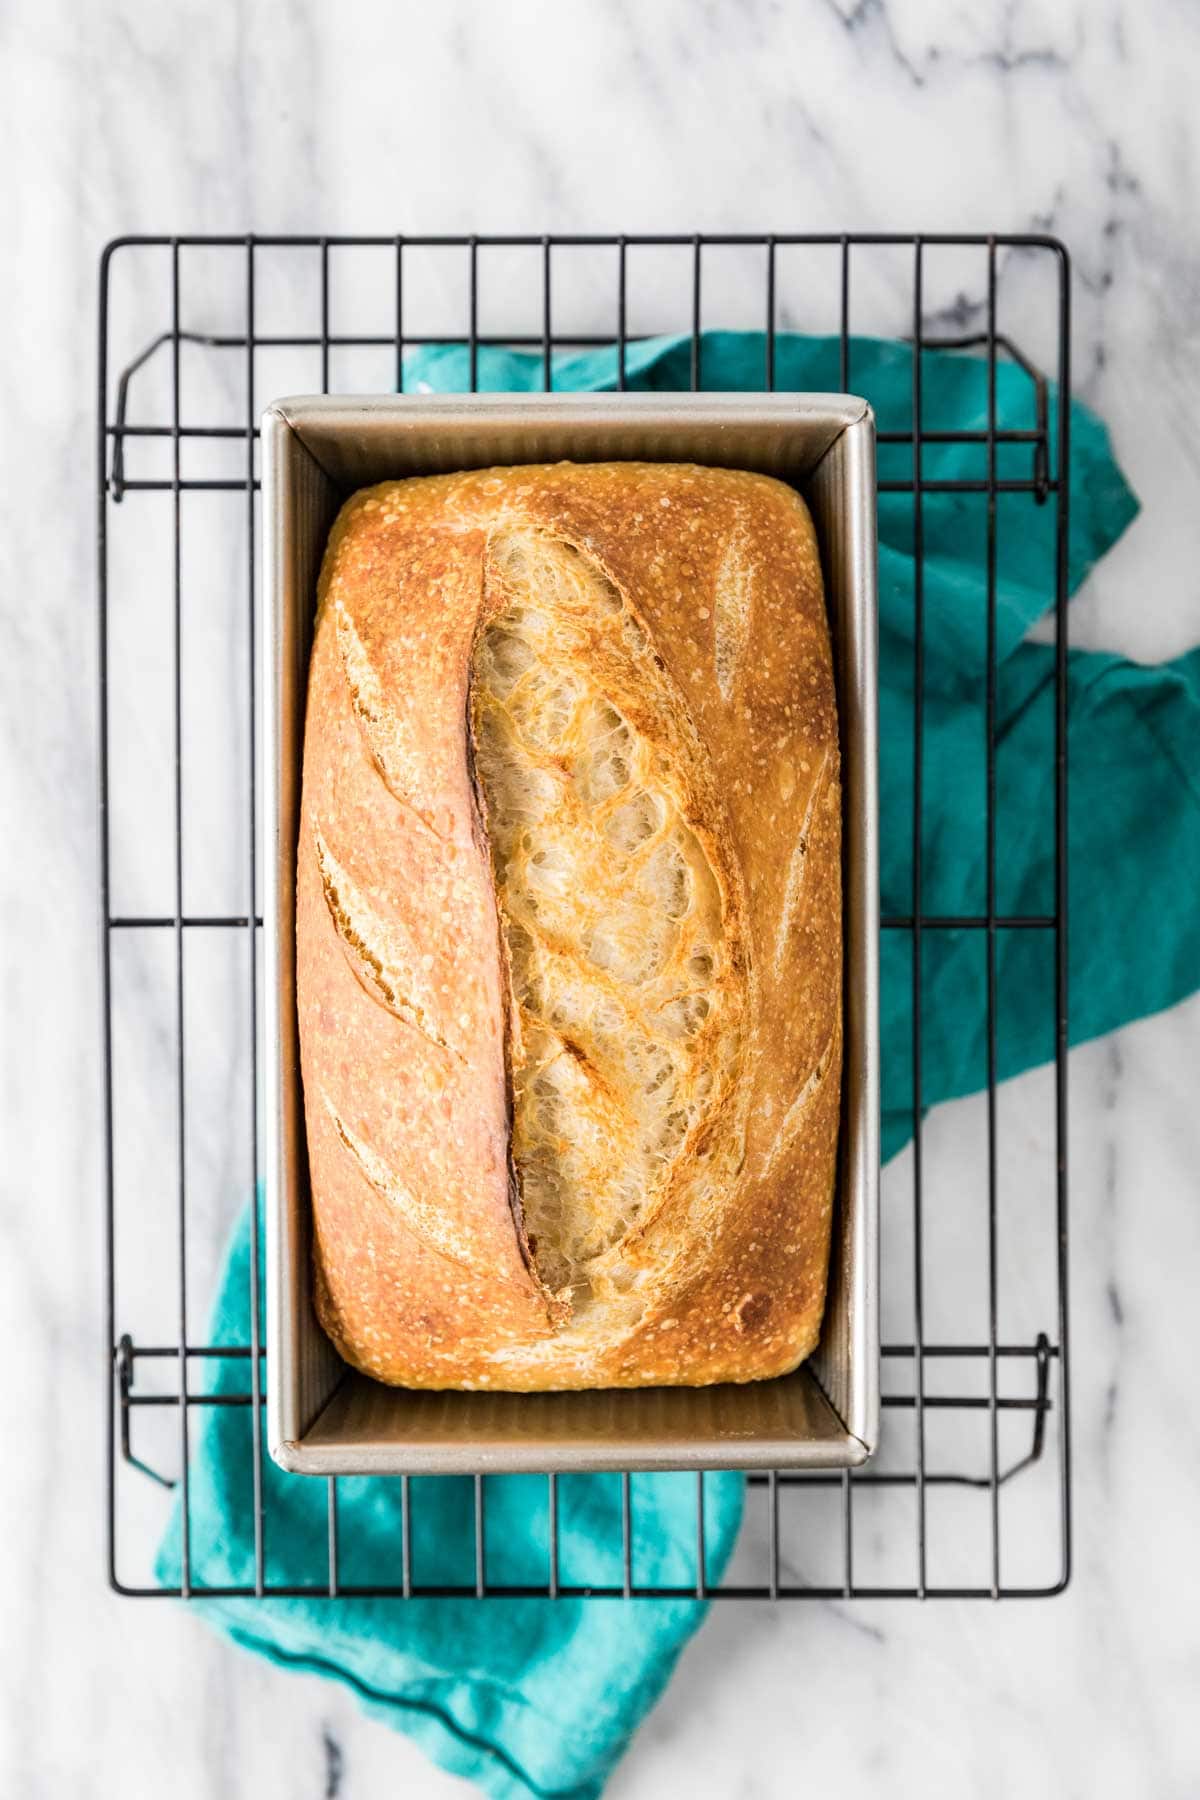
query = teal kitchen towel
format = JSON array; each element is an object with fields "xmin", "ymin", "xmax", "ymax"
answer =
[
  {"xmin": 157, "ymin": 1202, "xmax": 741, "ymax": 1800},
  {"xmin": 158, "ymin": 332, "xmax": 1200, "ymax": 1798}
]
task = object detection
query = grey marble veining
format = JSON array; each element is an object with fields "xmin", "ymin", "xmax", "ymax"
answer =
[{"xmin": 3, "ymin": 0, "xmax": 1200, "ymax": 1793}]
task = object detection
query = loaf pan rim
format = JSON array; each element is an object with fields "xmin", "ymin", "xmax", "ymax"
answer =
[{"xmin": 264, "ymin": 391, "xmax": 880, "ymax": 1476}]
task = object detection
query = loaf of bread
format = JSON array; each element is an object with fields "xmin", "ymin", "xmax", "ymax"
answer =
[{"xmin": 297, "ymin": 462, "xmax": 841, "ymax": 1390}]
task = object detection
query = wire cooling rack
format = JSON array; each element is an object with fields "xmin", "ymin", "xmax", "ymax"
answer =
[{"xmin": 100, "ymin": 233, "xmax": 1071, "ymax": 1601}]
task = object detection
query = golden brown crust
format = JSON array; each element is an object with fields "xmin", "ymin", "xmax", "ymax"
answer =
[{"xmin": 297, "ymin": 462, "xmax": 841, "ymax": 1389}]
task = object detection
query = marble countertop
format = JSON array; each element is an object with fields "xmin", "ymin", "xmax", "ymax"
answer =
[{"xmin": 4, "ymin": 0, "xmax": 1200, "ymax": 1793}]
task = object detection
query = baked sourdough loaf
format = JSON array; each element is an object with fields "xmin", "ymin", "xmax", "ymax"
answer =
[{"xmin": 297, "ymin": 462, "xmax": 841, "ymax": 1390}]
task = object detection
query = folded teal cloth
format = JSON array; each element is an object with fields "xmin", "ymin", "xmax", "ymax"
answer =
[{"xmin": 158, "ymin": 331, "xmax": 1200, "ymax": 1798}]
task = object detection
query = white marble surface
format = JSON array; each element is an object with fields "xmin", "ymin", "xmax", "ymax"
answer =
[{"xmin": 4, "ymin": 0, "xmax": 1200, "ymax": 1793}]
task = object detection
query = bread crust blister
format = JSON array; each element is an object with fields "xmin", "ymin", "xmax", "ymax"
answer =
[{"xmin": 297, "ymin": 462, "xmax": 841, "ymax": 1390}]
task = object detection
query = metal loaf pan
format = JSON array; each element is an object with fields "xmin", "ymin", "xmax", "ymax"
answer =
[{"xmin": 264, "ymin": 393, "xmax": 879, "ymax": 1475}]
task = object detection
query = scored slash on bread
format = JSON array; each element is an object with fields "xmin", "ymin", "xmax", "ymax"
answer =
[
  {"xmin": 471, "ymin": 524, "xmax": 748, "ymax": 1315},
  {"xmin": 313, "ymin": 826, "xmax": 465, "ymax": 1061},
  {"xmin": 297, "ymin": 463, "xmax": 841, "ymax": 1390}
]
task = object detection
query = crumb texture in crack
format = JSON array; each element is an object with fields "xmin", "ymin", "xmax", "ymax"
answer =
[{"xmin": 471, "ymin": 527, "xmax": 744, "ymax": 1320}]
